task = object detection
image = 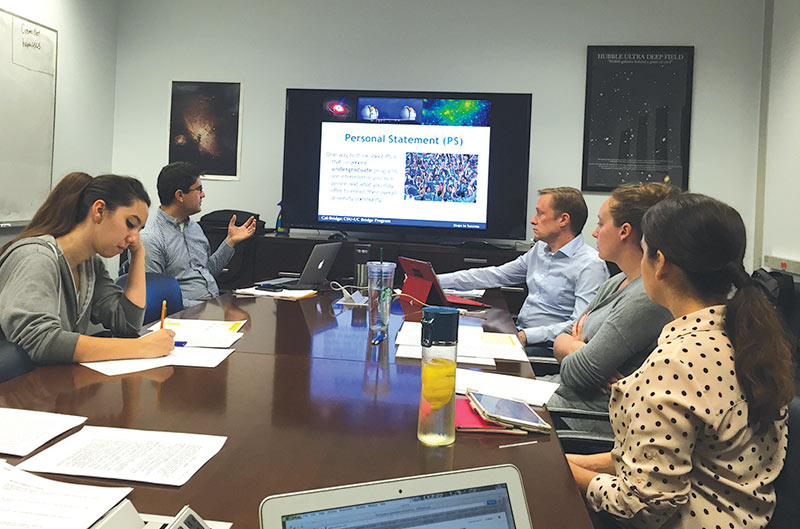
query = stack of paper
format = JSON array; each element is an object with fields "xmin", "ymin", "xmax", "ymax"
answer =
[
  {"xmin": 147, "ymin": 319, "xmax": 245, "ymax": 348},
  {"xmin": 442, "ymin": 288, "xmax": 486, "ymax": 298},
  {"xmin": 234, "ymin": 286, "xmax": 316, "ymax": 299},
  {"xmin": 394, "ymin": 321, "xmax": 529, "ymax": 365},
  {"xmin": 0, "ymin": 461, "xmax": 132, "ymax": 529},
  {"xmin": 0, "ymin": 408, "xmax": 86, "ymax": 457},
  {"xmin": 81, "ymin": 347, "xmax": 234, "ymax": 376},
  {"xmin": 18, "ymin": 426, "xmax": 226, "ymax": 487}
]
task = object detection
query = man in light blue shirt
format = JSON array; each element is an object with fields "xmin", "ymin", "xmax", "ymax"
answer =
[
  {"xmin": 438, "ymin": 187, "xmax": 608, "ymax": 347},
  {"xmin": 141, "ymin": 162, "xmax": 256, "ymax": 307}
]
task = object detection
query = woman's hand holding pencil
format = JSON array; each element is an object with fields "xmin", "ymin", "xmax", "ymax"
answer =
[{"xmin": 136, "ymin": 328, "xmax": 176, "ymax": 358}]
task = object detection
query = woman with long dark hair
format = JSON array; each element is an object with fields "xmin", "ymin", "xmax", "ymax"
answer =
[
  {"xmin": 568, "ymin": 193, "xmax": 794, "ymax": 528},
  {"xmin": 0, "ymin": 172, "xmax": 175, "ymax": 364}
]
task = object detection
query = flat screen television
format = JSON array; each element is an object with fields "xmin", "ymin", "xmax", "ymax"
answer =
[{"xmin": 281, "ymin": 88, "xmax": 532, "ymax": 243}]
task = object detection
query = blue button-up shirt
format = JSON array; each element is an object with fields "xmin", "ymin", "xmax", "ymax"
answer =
[
  {"xmin": 141, "ymin": 208, "xmax": 235, "ymax": 307},
  {"xmin": 438, "ymin": 237, "xmax": 609, "ymax": 344}
]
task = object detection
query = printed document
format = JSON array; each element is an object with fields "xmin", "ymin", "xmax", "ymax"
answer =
[
  {"xmin": 396, "ymin": 321, "xmax": 528, "ymax": 362},
  {"xmin": 395, "ymin": 345, "xmax": 496, "ymax": 367},
  {"xmin": 0, "ymin": 461, "xmax": 131, "ymax": 529},
  {"xmin": 442, "ymin": 288, "xmax": 486, "ymax": 298},
  {"xmin": 233, "ymin": 286, "xmax": 317, "ymax": 299},
  {"xmin": 455, "ymin": 369, "xmax": 559, "ymax": 406},
  {"xmin": 395, "ymin": 321, "xmax": 484, "ymax": 345},
  {"xmin": 80, "ymin": 347, "xmax": 234, "ymax": 376},
  {"xmin": 0, "ymin": 408, "xmax": 86, "ymax": 457},
  {"xmin": 146, "ymin": 319, "xmax": 245, "ymax": 348},
  {"xmin": 18, "ymin": 426, "xmax": 226, "ymax": 487}
]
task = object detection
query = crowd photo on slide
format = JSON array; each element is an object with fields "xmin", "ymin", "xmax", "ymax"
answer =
[{"xmin": 404, "ymin": 152, "xmax": 479, "ymax": 203}]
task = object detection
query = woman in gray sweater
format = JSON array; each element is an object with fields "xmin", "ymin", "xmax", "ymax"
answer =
[
  {"xmin": 545, "ymin": 183, "xmax": 679, "ymax": 430},
  {"xmin": 0, "ymin": 172, "xmax": 175, "ymax": 365}
]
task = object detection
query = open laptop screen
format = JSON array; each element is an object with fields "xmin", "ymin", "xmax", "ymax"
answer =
[{"xmin": 281, "ymin": 483, "xmax": 517, "ymax": 529}]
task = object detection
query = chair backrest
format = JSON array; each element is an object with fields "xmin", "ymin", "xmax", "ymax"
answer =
[
  {"xmin": 116, "ymin": 272, "xmax": 183, "ymax": 325},
  {"xmin": 0, "ymin": 340, "xmax": 35, "ymax": 384},
  {"xmin": 769, "ymin": 396, "xmax": 800, "ymax": 529}
]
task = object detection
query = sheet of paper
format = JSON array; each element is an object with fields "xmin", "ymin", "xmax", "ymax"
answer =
[
  {"xmin": 442, "ymin": 288, "xmax": 486, "ymax": 298},
  {"xmin": 0, "ymin": 461, "xmax": 131, "ymax": 529},
  {"xmin": 148, "ymin": 319, "xmax": 246, "ymax": 333},
  {"xmin": 457, "ymin": 334, "xmax": 529, "ymax": 362},
  {"xmin": 395, "ymin": 345, "xmax": 496, "ymax": 367},
  {"xmin": 146, "ymin": 319, "xmax": 244, "ymax": 348},
  {"xmin": 394, "ymin": 321, "xmax": 484, "ymax": 346},
  {"xmin": 455, "ymin": 369, "xmax": 559, "ymax": 407},
  {"xmin": 0, "ymin": 408, "xmax": 87, "ymax": 457},
  {"xmin": 395, "ymin": 322, "xmax": 527, "ymax": 362},
  {"xmin": 81, "ymin": 347, "xmax": 235, "ymax": 376},
  {"xmin": 18, "ymin": 426, "xmax": 226, "ymax": 487},
  {"xmin": 234, "ymin": 287, "xmax": 317, "ymax": 299}
]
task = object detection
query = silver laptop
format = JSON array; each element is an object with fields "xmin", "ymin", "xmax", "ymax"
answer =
[
  {"xmin": 259, "ymin": 464, "xmax": 532, "ymax": 529},
  {"xmin": 262, "ymin": 242, "xmax": 342, "ymax": 290}
]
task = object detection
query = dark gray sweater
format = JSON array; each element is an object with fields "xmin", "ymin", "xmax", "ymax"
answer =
[
  {"xmin": 544, "ymin": 273, "xmax": 672, "ymax": 417},
  {"xmin": 0, "ymin": 235, "xmax": 144, "ymax": 364}
]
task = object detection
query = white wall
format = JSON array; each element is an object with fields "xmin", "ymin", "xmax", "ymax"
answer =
[
  {"xmin": 762, "ymin": 0, "xmax": 800, "ymax": 263},
  {"xmin": 0, "ymin": 0, "xmax": 119, "ymax": 247},
  {"xmin": 110, "ymin": 0, "xmax": 767, "ymax": 265}
]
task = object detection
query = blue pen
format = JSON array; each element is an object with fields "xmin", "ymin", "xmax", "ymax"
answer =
[
  {"xmin": 174, "ymin": 341, "xmax": 187, "ymax": 347},
  {"xmin": 371, "ymin": 332, "xmax": 386, "ymax": 345}
]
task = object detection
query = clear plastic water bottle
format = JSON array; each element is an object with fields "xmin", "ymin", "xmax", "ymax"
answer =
[{"xmin": 417, "ymin": 306, "xmax": 458, "ymax": 446}]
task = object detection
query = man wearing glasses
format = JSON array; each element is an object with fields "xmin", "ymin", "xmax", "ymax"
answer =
[{"xmin": 141, "ymin": 162, "xmax": 256, "ymax": 307}]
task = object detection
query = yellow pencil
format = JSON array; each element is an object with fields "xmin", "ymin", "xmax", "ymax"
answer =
[{"xmin": 160, "ymin": 300, "xmax": 167, "ymax": 329}]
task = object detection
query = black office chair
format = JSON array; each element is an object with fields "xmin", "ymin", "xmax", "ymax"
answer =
[
  {"xmin": 768, "ymin": 396, "xmax": 800, "ymax": 528},
  {"xmin": 116, "ymin": 272, "xmax": 183, "ymax": 325},
  {"xmin": 548, "ymin": 406, "xmax": 615, "ymax": 455},
  {"xmin": 527, "ymin": 344, "xmax": 560, "ymax": 376},
  {"xmin": 0, "ymin": 340, "xmax": 35, "ymax": 384}
]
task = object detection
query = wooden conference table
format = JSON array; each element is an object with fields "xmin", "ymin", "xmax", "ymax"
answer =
[{"xmin": 0, "ymin": 291, "xmax": 593, "ymax": 529}]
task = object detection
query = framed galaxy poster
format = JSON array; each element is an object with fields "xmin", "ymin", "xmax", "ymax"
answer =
[
  {"xmin": 169, "ymin": 81, "xmax": 242, "ymax": 180},
  {"xmin": 581, "ymin": 46, "xmax": 693, "ymax": 192}
]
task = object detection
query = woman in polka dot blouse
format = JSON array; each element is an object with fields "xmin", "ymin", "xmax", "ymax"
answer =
[{"xmin": 567, "ymin": 194, "xmax": 794, "ymax": 529}]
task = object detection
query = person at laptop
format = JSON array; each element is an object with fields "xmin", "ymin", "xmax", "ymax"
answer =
[
  {"xmin": 141, "ymin": 162, "xmax": 256, "ymax": 307},
  {"xmin": 437, "ymin": 187, "xmax": 608, "ymax": 350}
]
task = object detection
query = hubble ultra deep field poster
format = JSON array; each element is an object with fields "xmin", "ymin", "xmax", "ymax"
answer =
[
  {"xmin": 169, "ymin": 81, "xmax": 241, "ymax": 179},
  {"xmin": 581, "ymin": 46, "xmax": 693, "ymax": 192}
]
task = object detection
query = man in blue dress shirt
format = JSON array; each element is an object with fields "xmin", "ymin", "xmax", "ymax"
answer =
[
  {"xmin": 438, "ymin": 187, "xmax": 608, "ymax": 350},
  {"xmin": 141, "ymin": 162, "xmax": 256, "ymax": 307}
]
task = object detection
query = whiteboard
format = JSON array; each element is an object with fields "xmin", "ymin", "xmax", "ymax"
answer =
[{"xmin": 0, "ymin": 9, "xmax": 57, "ymax": 226}]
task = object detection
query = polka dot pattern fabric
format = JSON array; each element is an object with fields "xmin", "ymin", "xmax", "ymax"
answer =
[{"xmin": 586, "ymin": 305, "xmax": 788, "ymax": 529}]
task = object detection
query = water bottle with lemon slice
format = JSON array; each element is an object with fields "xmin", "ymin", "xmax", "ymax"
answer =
[{"xmin": 417, "ymin": 306, "xmax": 459, "ymax": 446}]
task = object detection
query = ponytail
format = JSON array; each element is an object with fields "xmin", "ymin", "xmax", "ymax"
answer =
[
  {"xmin": 725, "ymin": 268, "xmax": 794, "ymax": 434},
  {"xmin": 2, "ymin": 172, "xmax": 150, "ymax": 255}
]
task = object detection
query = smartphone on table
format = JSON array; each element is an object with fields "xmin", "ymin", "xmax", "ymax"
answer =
[{"xmin": 465, "ymin": 389, "xmax": 551, "ymax": 433}]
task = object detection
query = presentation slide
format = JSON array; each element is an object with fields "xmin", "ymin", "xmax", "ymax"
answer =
[{"xmin": 318, "ymin": 117, "xmax": 491, "ymax": 230}]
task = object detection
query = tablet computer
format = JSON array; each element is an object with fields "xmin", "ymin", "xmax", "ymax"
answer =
[
  {"xmin": 259, "ymin": 464, "xmax": 532, "ymax": 529},
  {"xmin": 398, "ymin": 256, "xmax": 486, "ymax": 308}
]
